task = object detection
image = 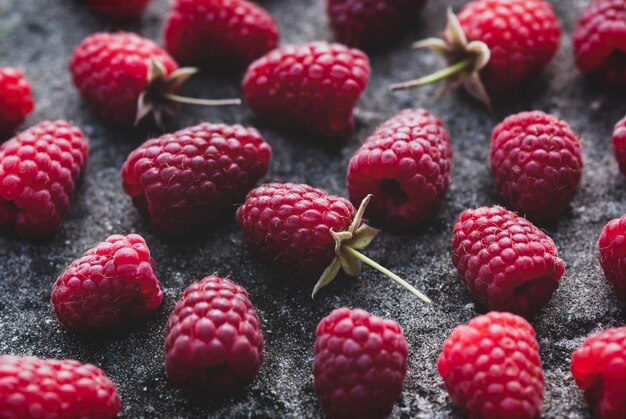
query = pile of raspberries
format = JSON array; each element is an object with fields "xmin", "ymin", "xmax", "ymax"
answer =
[{"xmin": 2, "ymin": 0, "xmax": 626, "ymax": 417}]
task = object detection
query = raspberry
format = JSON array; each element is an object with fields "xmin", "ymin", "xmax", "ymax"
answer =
[
  {"xmin": 392, "ymin": 0, "xmax": 561, "ymax": 107},
  {"xmin": 122, "ymin": 122, "xmax": 271, "ymax": 235},
  {"xmin": 0, "ymin": 355, "xmax": 120, "ymax": 417},
  {"xmin": 573, "ymin": 0, "xmax": 626, "ymax": 90},
  {"xmin": 0, "ymin": 120, "xmax": 89, "ymax": 239},
  {"xmin": 242, "ymin": 42, "xmax": 371, "ymax": 139},
  {"xmin": 51, "ymin": 234, "xmax": 163, "ymax": 332},
  {"xmin": 82, "ymin": 0, "xmax": 151, "ymax": 19},
  {"xmin": 164, "ymin": 0, "xmax": 279, "ymax": 71},
  {"xmin": 69, "ymin": 32, "xmax": 239, "ymax": 127},
  {"xmin": 236, "ymin": 182, "xmax": 431, "ymax": 301},
  {"xmin": 490, "ymin": 111, "xmax": 583, "ymax": 222},
  {"xmin": 612, "ymin": 115, "xmax": 626, "ymax": 175},
  {"xmin": 313, "ymin": 307, "xmax": 408, "ymax": 419},
  {"xmin": 347, "ymin": 109, "xmax": 452, "ymax": 230},
  {"xmin": 326, "ymin": 0, "xmax": 427, "ymax": 51},
  {"xmin": 598, "ymin": 215, "xmax": 626, "ymax": 303},
  {"xmin": 164, "ymin": 275, "xmax": 264, "ymax": 392},
  {"xmin": 438, "ymin": 312, "xmax": 545, "ymax": 419},
  {"xmin": 571, "ymin": 326, "xmax": 626, "ymax": 418},
  {"xmin": 452, "ymin": 206, "xmax": 565, "ymax": 317},
  {"xmin": 0, "ymin": 68, "xmax": 34, "ymax": 136}
]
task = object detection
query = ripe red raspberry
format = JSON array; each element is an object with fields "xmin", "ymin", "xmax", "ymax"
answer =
[
  {"xmin": 0, "ymin": 355, "xmax": 120, "ymax": 417},
  {"xmin": 326, "ymin": 0, "xmax": 427, "ymax": 51},
  {"xmin": 164, "ymin": 0, "xmax": 279, "ymax": 71},
  {"xmin": 0, "ymin": 68, "xmax": 34, "ymax": 136},
  {"xmin": 490, "ymin": 111, "xmax": 583, "ymax": 222},
  {"xmin": 313, "ymin": 307, "xmax": 408, "ymax": 419},
  {"xmin": 242, "ymin": 42, "xmax": 371, "ymax": 139},
  {"xmin": 452, "ymin": 206, "xmax": 565, "ymax": 317},
  {"xmin": 122, "ymin": 122, "xmax": 271, "ymax": 235},
  {"xmin": 347, "ymin": 109, "xmax": 452, "ymax": 230},
  {"xmin": 51, "ymin": 234, "xmax": 163, "ymax": 332},
  {"xmin": 82, "ymin": 0, "xmax": 151, "ymax": 19},
  {"xmin": 573, "ymin": 0, "xmax": 626, "ymax": 90},
  {"xmin": 392, "ymin": 0, "xmax": 561, "ymax": 106},
  {"xmin": 69, "ymin": 32, "xmax": 239, "ymax": 127},
  {"xmin": 612, "ymin": 115, "xmax": 626, "ymax": 175},
  {"xmin": 571, "ymin": 326, "xmax": 626, "ymax": 418},
  {"xmin": 236, "ymin": 182, "xmax": 431, "ymax": 301},
  {"xmin": 598, "ymin": 215, "xmax": 626, "ymax": 303},
  {"xmin": 164, "ymin": 275, "xmax": 264, "ymax": 392},
  {"xmin": 438, "ymin": 312, "xmax": 545, "ymax": 419},
  {"xmin": 0, "ymin": 120, "xmax": 89, "ymax": 239}
]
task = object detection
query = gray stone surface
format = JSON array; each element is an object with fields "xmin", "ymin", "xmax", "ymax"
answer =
[{"xmin": 0, "ymin": 0, "xmax": 625, "ymax": 417}]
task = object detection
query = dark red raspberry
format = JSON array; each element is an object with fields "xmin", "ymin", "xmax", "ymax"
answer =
[
  {"xmin": 51, "ymin": 234, "xmax": 163, "ymax": 332},
  {"xmin": 612, "ymin": 115, "xmax": 626, "ymax": 175},
  {"xmin": 0, "ymin": 68, "xmax": 34, "ymax": 136},
  {"xmin": 452, "ymin": 206, "xmax": 565, "ymax": 317},
  {"xmin": 122, "ymin": 122, "xmax": 271, "ymax": 235},
  {"xmin": 490, "ymin": 111, "xmax": 583, "ymax": 222},
  {"xmin": 326, "ymin": 0, "xmax": 427, "ymax": 51},
  {"xmin": 392, "ymin": 0, "xmax": 561, "ymax": 106},
  {"xmin": 438, "ymin": 312, "xmax": 544, "ymax": 419},
  {"xmin": 236, "ymin": 182, "xmax": 431, "ymax": 301},
  {"xmin": 83, "ymin": 0, "xmax": 151, "ymax": 19},
  {"xmin": 573, "ymin": 0, "xmax": 626, "ymax": 90},
  {"xmin": 0, "ymin": 355, "xmax": 120, "ymax": 417},
  {"xmin": 598, "ymin": 215, "xmax": 626, "ymax": 303},
  {"xmin": 571, "ymin": 326, "xmax": 626, "ymax": 418},
  {"xmin": 313, "ymin": 307, "xmax": 408, "ymax": 419},
  {"xmin": 242, "ymin": 42, "xmax": 371, "ymax": 139},
  {"xmin": 69, "ymin": 32, "xmax": 238, "ymax": 127},
  {"xmin": 0, "ymin": 120, "xmax": 89, "ymax": 239},
  {"xmin": 164, "ymin": 275, "xmax": 264, "ymax": 393},
  {"xmin": 347, "ymin": 109, "xmax": 452, "ymax": 230},
  {"xmin": 164, "ymin": 0, "xmax": 279, "ymax": 71}
]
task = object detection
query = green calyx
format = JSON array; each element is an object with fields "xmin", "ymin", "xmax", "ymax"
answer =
[{"xmin": 312, "ymin": 194, "xmax": 432, "ymax": 304}]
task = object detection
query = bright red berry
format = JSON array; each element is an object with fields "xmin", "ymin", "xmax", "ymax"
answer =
[
  {"xmin": 51, "ymin": 234, "xmax": 163, "ymax": 332},
  {"xmin": 164, "ymin": 275, "xmax": 264, "ymax": 392},
  {"xmin": 573, "ymin": 0, "xmax": 626, "ymax": 90},
  {"xmin": 326, "ymin": 0, "xmax": 427, "ymax": 51},
  {"xmin": 122, "ymin": 122, "xmax": 271, "ymax": 235},
  {"xmin": 313, "ymin": 307, "xmax": 408, "ymax": 419},
  {"xmin": 452, "ymin": 206, "xmax": 565, "ymax": 317},
  {"xmin": 236, "ymin": 182, "xmax": 431, "ymax": 301},
  {"xmin": 242, "ymin": 42, "xmax": 371, "ymax": 139},
  {"xmin": 0, "ymin": 355, "xmax": 121, "ymax": 417},
  {"xmin": 612, "ymin": 115, "xmax": 626, "ymax": 175},
  {"xmin": 438, "ymin": 312, "xmax": 544, "ymax": 419},
  {"xmin": 392, "ymin": 0, "xmax": 560, "ymax": 106},
  {"xmin": 0, "ymin": 120, "xmax": 89, "ymax": 239},
  {"xmin": 490, "ymin": 111, "xmax": 583, "ymax": 222},
  {"xmin": 347, "ymin": 109, "xmax": 452, "ymax": 230},
  {"xmin": 164, "ymin": 0, "xmax": 279, "ymax": 71},
  {"xmin": 0, "ymin": 68, "xmax": 34, "ymax": 136},
  {"xmin": 83, "ymin": 0, "xmax": 151, "ymax": 19},
  {"xmin": 598, "ymin": 215, "xmax": 626, "ymax": 303},
  {"xmin": 571, "ymin": 326, "xmax": 626, "ymax": 418}
]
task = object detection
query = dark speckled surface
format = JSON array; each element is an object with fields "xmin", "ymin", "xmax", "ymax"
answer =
[{"xmin": 1, "ymin": 0, "xmax": 625, "ymax": 417}]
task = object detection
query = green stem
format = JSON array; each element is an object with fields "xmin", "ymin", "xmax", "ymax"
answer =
[
  {"xmin": 389, "ymin": 59, "xmax": 472, "ymax": 91},
  {"xmin": 343, "ymin": 246, "xmax": 432, "ymax": 304},
  {"xmin": 165, "ymin": 94, "xmax": 241, "ymax": 106}
]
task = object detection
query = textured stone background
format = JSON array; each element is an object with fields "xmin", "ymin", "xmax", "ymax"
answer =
[{"xmin": 1, "ymin": 0, "xmax": 625, "ymax": 417}]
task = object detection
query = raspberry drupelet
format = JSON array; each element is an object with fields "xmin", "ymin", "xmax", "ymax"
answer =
[
  {"xmin": 0, "ymin": 120, "xmax": 89, "ymax": 239},
  {"xmin": 0, "ymin": 67, "xmax": 34, "ymax": 136},
  {"xmin": 164, "ymin": 275, "xmax": 264, "ymax": 393},
  {"xmin": 347, "ymin": 109, "xmax": 452, "ymax": 230},
  {"xmin": 452, "ymin": 205, "xmax": 565, "ymax": 317},
  {"xmin": 313, "ymin": 308, "xmax": 408, "ymax": 419}
]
